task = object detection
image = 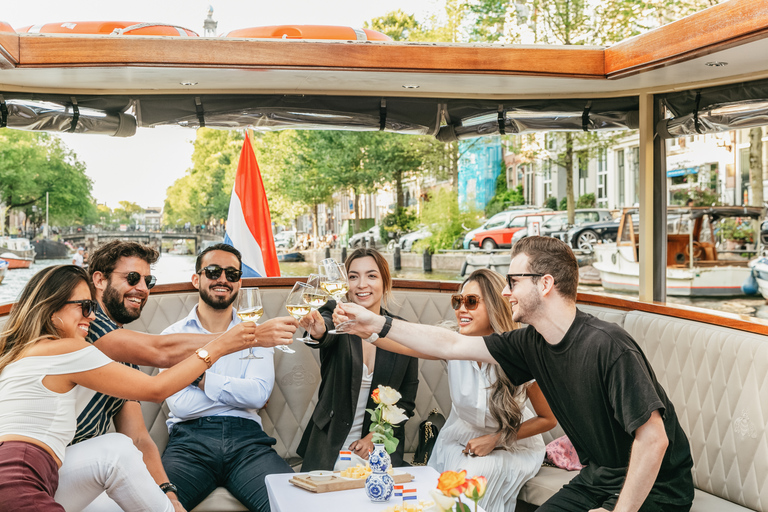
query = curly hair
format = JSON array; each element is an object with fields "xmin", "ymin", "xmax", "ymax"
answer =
[
  {"xmin": 88, "ymin": 240, "xmax": 159, "ymax": 279},
  {"xmin": 460, "ymin": 268, "xmax": 526, "ymax": 449}
]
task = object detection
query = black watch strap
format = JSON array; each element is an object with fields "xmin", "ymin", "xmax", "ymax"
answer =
[
  {"xmin": 378, "ymin": 316, "xmax": 393, "ymax": 338},
  {"xmin": 192, "ymin": 372, "xmax": 205, "ymax": 387},
  {"xmin": 160, "ymin": 482, "xmax": 178, "ymax": 494}
]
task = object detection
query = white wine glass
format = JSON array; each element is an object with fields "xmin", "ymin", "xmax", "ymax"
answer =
[
  {"xmin": 237, "ymin": 287, "xmax": 264, "ymax": 360},
  {"xmin": 281, "ymin": 283, "xmax": 315, "ymax": 354},
  {"xmin": 320, "ymin": 259, "xmax": 354, "ymax": 334},
  {"xmin": 297, "ymin": 274, "xmax": 330, "ymax": 344}
]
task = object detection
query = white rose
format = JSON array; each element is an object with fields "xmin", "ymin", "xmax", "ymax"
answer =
[
  {"xmin": 429, "ymin": 489, "xmax": 456, "ymax": 511},
  {"xmin": 381, "ymin": 404, "xmax": 409, "ymax": 425},
  {"xmin": 377, "ymin": 385, "xmax": 402, "ymax": 406}
]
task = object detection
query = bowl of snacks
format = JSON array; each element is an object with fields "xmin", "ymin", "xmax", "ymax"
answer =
[{"xmin": 308, "ymin": 470, "xmax": 334, "ymax": 482}]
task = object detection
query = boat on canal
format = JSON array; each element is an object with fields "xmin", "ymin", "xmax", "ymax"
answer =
[
  {"xmin": 2, "ymin": 4, "xmax": 768, "ymax": 510},
  {"xmin": 0, "ymin": 237, "xmax": 35, "ymax": 268},
  {"xmin": 593, "ymin": 207, "xmax": 763, "ymax": 297},
  {"xmin": 0, "ymin": 259, "xmax": 7, "ymax": 284}
]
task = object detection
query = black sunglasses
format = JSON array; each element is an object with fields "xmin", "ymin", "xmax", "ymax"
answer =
[
  {"xmin": 113, "ymin": 271, "xmax": 157, "ymax": 289},
  {"xmin": 198, "ymin": 265, "xmax": 243, "ymax": 283},
  {"xmin": 64, "ymin": 299, "xmax": 97, "ymax": 317},
  {"xmin": 451, "ymin": 294, "xmax": 482, "ymax": 311},
  {"xmin": 506, "ymin": 273, "xmax": 545, "ymax": 290}
]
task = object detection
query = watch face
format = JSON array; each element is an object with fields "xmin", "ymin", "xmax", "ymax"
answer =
[{"xmin": 198, "ymin": 349, "xmax": 209, "ymax": 358}]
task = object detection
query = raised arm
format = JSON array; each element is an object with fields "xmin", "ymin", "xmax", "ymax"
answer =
[
  {"xmin": 333, "ymin": 302, "xmax": 497, "ymax": 364},
  {"xmin": 95, "ymin": 317, "xmax": 297, "ymax": 367}
]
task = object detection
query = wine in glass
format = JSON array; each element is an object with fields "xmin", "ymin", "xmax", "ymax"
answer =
[
  {"xmin": 297, "ymin": 274, "xmax": 330, "ymax": 344},
  {"xmin": 320, "ymin": 259, "xmax": 354, "ymax": 334},
  {"xmin": 237, "ymin": 287, "xmax": 264, "ymax": 360}
]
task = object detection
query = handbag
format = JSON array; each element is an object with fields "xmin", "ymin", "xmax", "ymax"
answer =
[{"xmin": 411, "ymin": 409, "xmax": 446, "ymax": 466}]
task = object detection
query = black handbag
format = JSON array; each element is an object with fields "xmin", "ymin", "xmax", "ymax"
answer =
[{"xmin": 411, "ymin": 409, "xmax": 446, "ymax": 466}]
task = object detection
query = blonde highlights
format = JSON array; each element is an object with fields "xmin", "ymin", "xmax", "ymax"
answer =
[
  {"xmin": 460, "ymin": 269, "xmax": 525, "ymax": 449},
  {"xmin": 0, "ymin": 265, "xmax": 93, "ymax": 374}
]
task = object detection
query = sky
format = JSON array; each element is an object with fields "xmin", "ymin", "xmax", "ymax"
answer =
[{"xmin": 4, "ymin": 0, "xmax": 441, "ymax": 209}]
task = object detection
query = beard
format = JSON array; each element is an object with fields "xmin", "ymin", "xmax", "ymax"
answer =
[
  {"xmin": 200, "ymin": 285, "xmax": 238, "ymax": 310},
  {"xmin": 511, "ymin": 287, "xmax": 542, "ymax": 325},
  {"xmin": 102, "ymin": 283, "xmax": 144, "ymax": 325}
]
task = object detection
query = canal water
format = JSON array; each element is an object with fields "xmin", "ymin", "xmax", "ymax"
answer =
[{"xmin": 3, "ymin": 254, "xmax": 768, "ymax": 319}]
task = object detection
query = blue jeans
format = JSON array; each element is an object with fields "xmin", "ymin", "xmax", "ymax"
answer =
[{"xmin": 161, "ymin": 416, "xmax": 293, "ymax": 512}]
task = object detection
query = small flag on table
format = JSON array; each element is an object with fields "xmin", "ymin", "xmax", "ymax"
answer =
[
  {"xmin": 394, "ymin": 484, "xmax": 403, "ymax": 498},
  {"xmin": 339, "ymin": 451, "xmax": 352, "ymax": 462},
  {"xmin": 402, "ymin": 487, "xmax": 417, "ymax": 502}
]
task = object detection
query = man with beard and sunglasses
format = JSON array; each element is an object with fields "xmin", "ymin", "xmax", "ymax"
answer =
[
  {"xmin": 54, "ymin": 241, "xmax": 298, "ymax": 512},
  {"xmin": 159, "ymin": 244, "xmax": 294, "ymax": 512}
]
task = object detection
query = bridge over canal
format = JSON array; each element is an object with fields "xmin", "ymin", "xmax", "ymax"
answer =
[{"xmin": 61, "ymin": 231, "xmax": 222, "ymax": 254}]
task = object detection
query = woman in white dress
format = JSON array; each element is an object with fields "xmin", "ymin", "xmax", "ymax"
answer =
[{"xmin": 375, "ymin": 269, "xmax": 556, "ymax": 512}]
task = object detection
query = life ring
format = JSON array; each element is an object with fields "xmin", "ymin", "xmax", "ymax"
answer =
[
  {"xmin": 17, "ymin": 22, "xmax": 198, "ymax": 37},
  {"xmin": 0, "ymin": 22, "xmax": 15, "ymax": 33},
  {"xmin": 224, "ymin": 25, "xmax": 391, "ymax": 41}
]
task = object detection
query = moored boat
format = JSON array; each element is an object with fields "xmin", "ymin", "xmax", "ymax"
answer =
[
  {"xmin": 31, "ymin": 239, "xmax": 71, "ymax": 259},
  {"xmin": 593, "ymin": 207, "xmax": 762, "ymax": 297},
  {"xmin": 277, "ymin": 251, "xmax": 305, "ymax": 262},
  {"xmin": 0, "ymin": 259, "xmax": 8, "ymax": 284},
  {"xmin": 0, "ymin": 252, "xmax": 33, "ymax": 269}
]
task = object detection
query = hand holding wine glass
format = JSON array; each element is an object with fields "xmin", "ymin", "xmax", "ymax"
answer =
[
  {"xmin": 320, "ymin": 259, "xmax": 354, "ymax": 334},
  {"xmin": 237, "ymin": 287, "xmax": 264, "ymax": 360},
  {"xmin": 297, "ymin": 274, "xmax": 330, "ymax": 344}
]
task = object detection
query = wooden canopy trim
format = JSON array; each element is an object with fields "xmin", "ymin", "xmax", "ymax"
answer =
[
  {"xmin": 0, "ymin": 30, "xmax": 19, "ymax": 70},
  {"xmin": 15, "ymin": 35, "xmax": 605, "ymax": 78},
  {"xmin": 3, "ymin": 278, "xmax": 768, "ymax": 336},
  {"xmin": 606, "ymin": 0, "xmax": 768, "ymax": 79}
]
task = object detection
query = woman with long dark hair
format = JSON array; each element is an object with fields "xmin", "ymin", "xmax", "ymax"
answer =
[
  {"xmin": 0, "ymin": 265, "xmax": 257, "ymax": 511},
  {"xmin": 370, "ymin": 269, "xmax": 556, "ymax": 512},
  {"xmin": 297, "ymin": 248, "xmax": 419, "ymax": 470}
]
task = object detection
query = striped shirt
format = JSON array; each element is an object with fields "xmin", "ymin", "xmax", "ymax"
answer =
[{"xmin": 70, "ymin": 304, "xmax": 138, "ymax": 445}]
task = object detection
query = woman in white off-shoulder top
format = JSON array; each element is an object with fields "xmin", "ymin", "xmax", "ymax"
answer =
[{"xmin": 0, "ymin": 265, "xmax": 257, "ymax": 512}]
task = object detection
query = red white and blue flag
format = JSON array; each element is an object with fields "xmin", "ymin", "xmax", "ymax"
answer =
[
  {"xmin": 402, "ymin": 488, "xmax": 417, "ymax": 502},
  {"xmin": 224, "ymin": 132, "xmax": 280, "ymax": 277}
]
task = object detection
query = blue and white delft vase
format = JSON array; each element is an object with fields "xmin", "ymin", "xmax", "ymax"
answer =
[{"xmin": 365, "ymin": 443, "xmax": 394, "ymax": 502}]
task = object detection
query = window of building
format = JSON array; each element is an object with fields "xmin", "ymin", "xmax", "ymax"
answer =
[
  {"xmin": 578, "ymin": 151, "xmax": 589, "ymax": 197},
  {"xmin": 630, "ymin": 147, "xmax": 640, "ymax": 204},
  {"xmin": 543, "ymin": 159, "xmax": 552, "ymax": 202},
  {"xmin": 617, "ymin": 149, "xmax": 625, "ymax": 206},
  {"xmin": 597, "ymin": 148, "xmax": 608, "ymax": 207}
]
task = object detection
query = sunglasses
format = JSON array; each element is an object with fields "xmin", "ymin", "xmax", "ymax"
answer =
[
  {"xmin": 506, "ymin": 273, "xmax": 545, "ymax": 290},
  {"xmin": 451, "ymin": 294, "xmax": 482, "ymax": 311},
  {"xmin": 198, "ymin": 265, "xmax": 243, "ymax": 283},
  {"xmin": 113, "ymin": 271, "xmax": 157, "ymax": 289},
  {"xmin": 64, "ymin": 299, "xmax": 97, "ymax": 317}
]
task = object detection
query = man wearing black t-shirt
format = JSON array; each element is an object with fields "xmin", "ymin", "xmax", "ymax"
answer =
[{"xmin": 335, "ymin": 236, "xmax": 694, "ymax": 512}]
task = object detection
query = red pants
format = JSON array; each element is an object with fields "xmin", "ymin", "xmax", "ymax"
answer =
[{"xmin": 0, "ymin": 441, "xmax": 64, "ymax": 512}]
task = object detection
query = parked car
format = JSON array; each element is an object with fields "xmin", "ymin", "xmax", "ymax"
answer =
[
  {"xmin": 400, "ymin": 226, "xmax": 432, "ymax": 252},
  {"xmin": 274, "ymin": 230, "xmax": 296, "ymax": 249},
  {"xmin": 471, "ymin": 211, "xmax": 557, "ymax": 249},
  {"xmin": 565, "ymin": 212, "xmax": 638, "ymax": 252},
  {"xmin": 348, "ymin": 226, "xmax": 382, "ymax": 248},
  {"xmin": 512, "ymin": 209, "xmax": 615, "ymax": 246},
  {"xmin": 463, "ymin": 208, "xmax": 549, "ymax": 249}
]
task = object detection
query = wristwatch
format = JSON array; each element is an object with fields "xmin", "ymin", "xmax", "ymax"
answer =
[
  {"xmin": 159, "ymin": 482, "xmax": 178, "ymax": 495},
  {"xmin": 363, "ymin": 315, "xmax": 392, "ymax": 344},
  {"xmin": 195, "ymin": 348, "xmax": 213, "ymax": 368}
]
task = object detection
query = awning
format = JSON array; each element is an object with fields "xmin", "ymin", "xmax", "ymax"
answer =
[{"xmin": 666, "ymin": 167, "xmax": 698, "ymax": 177}]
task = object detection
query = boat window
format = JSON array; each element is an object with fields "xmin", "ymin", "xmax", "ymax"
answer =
[{"xmin": 699, "ymin": 216, "xmax": 713, "ymax": 244}]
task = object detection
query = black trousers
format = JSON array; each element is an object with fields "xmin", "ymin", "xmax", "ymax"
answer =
[{"xmin": 162, "ymin": 416, "xmax": 293, "ymax": 512}]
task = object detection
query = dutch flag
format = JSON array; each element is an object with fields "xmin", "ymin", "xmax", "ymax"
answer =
[
  {"xmin": 402, "ymin": 488, "xmax": 417, "ymax": 502},
  {"xmin": 224, "ymin": 132, "xmax": 280, "ymax": 277},
  {"xmin": 339, "ymin": 451, "xmax": 352, "ymax": 461}
]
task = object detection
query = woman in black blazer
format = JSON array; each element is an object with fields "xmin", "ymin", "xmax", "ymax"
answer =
[{"xmin": 297, "ymin": 248, "xmax": 419, "ymax": 471}]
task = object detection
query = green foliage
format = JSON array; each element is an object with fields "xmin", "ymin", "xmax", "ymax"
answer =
[
  {"xmin": 485, "ymin": 173, "xmax": 525, "ymax": 217},
  {"xmin": 544, "ymin": 196, "xmax": 558, "ymax": 210},
  {"xmin": 576, "ymin": 193, "xmax": 596, "ymax": 208},
  {"xmin": 671, "ymin": 186, "xmax": 721, "ymax": 207},
  {"xmin": 559, "ymin": 196, "xmax": 569, "ymax": 211},
  {"xmin": 365, "ymin": 10, "xmax": 420, "ymax": 41},
  {"xmin": 164, "ymin": 128, "xmax": 242, "ymax": 227},
  {"xmin": 0, "ymin": 130, "xmax": 95, "ymax": 231},
  {"xmin": 379, "ymin": 207, "xmax": 418, "ymax": 240},
  {"xmin": 719, "ymin": 218, "xmax": 753, "ymax": 243},
  {"xmin": 414, "ymin": 188, "xmax": 479, "ymax": 253}
]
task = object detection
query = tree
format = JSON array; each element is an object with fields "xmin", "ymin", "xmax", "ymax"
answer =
[
  {"xmin": 164, "ymin": 128, "xmax": 242, "ymax": 227},
  {"xmin": 0, "ymin": 130, "xmax": 95, "ymax": 234},
  {"xmin": 365, "ymin": 10, "xmax": 420, "ymax": 41}
]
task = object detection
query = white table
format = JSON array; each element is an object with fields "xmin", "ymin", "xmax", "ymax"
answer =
[{"xmin": 266, "ymin": 466, "xmax": 486, "ymax": 512}]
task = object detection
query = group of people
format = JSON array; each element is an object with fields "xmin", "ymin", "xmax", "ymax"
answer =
[{"xmin": 0, "ymin": 236, "xmax": 695, "ymax": 512}]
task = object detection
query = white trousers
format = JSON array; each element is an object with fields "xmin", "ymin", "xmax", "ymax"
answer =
[{"xmin": 54, "ymin": 433, "xmax": 174, "ymax": 512}]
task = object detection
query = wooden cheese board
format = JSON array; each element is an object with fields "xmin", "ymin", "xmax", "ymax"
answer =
[{"xmin": 290, "ymin": 472, "xmax": 414, "ymax": 493}]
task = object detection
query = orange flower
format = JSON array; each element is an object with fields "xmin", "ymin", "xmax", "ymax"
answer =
[
  {"xmin": 464, "ymin": 476, "xmax": 487, "ymax": 500},
  {"xmin": 371, "ymin": 387, "xmax": 381, "ymax": 404},
  {"xmin": 437, "ymin": 470, "xmax": 468, "ymax": 497}
]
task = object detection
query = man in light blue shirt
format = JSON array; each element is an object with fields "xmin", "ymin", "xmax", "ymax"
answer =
[{"xmin": 160, "ymin": 244, "xmax": 295, "ymax": 512}]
